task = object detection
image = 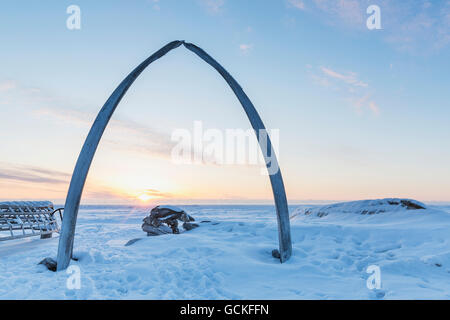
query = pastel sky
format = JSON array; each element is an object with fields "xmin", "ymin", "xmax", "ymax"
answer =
[{"xmin": 1, "ymin": 0, "xmax": 449, "ymax": 205}]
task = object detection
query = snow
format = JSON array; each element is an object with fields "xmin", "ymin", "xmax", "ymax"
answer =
[
  {"xmin": 0, "ymin": 202, "xmax": 449, "ymax": 299},
  {"xmin": 290, "ymin": 198, "xmax": 427, "ymax": 218},
  {"xmin": 0, "ymin": 201, "xmax": 54, "ymax": 208},
  {"xmin": 155, "ymin": 205, "xmax": 186, "ymax": 212}
]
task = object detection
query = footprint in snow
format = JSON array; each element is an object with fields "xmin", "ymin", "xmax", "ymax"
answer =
[{"xmin": 367, "ymin": 287, "xmax": 386, "ymax": 299}]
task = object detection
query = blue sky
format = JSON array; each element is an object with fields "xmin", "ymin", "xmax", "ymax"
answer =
[{"xmin": 1, "ymin": 0, "xmax": 450, "ymax": 204}]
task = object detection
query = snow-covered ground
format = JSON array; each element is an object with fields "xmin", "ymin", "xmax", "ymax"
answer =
[{"xmin": 1, "ymin": 201, "xmax": 449, "ymax": 299}]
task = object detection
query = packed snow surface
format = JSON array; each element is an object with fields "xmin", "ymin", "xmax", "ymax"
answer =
[
  {"xmin": 154, "ymin": 205, "xmax": 185, "ymax": 212},
  {"xmin": 0, "ymin": 201, "xmax": 449, "ymax": 299}
]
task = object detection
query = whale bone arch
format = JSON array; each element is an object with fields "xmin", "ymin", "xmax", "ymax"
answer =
[{"xmin": 56, "ymin": 40, "xmax": 292, "ymax": 271}]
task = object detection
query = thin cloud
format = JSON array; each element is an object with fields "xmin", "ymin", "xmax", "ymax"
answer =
[
  {"xmin": 349, "ymin": 94, "xmax": 379, "ymax": 116},
  {"xmin": 288, "ymin": 0, "xmax": 450, "ymax": 53},
  {"xmin": 35, "ymin": 107, "xmax": 93, "ymax": 126},
  {"xmin": 0, "ymin": 80, "xmax": 17, "ymax": 92},
  {"xmin": 287, "ymin": 0, "xmax": 305, "ymax": 10},
  {"xmin": 0, "ymin": 163, "xmax": 70, "ymax": 185},
  {"xmin": 34, "ymin": 107, "xmax": 175, "ymax": 159},
  {"xmin": 141, "ymin": 189, "xmax": 171, "ymax": 198},
  {"xmin": 239, "ymin": 43, "xmax": 253, "ymax": 55},
  {"xmin": 315, "ymin": 0, "xmax": 365, "ymax": 25},
  {"xmin": 3, "ymin": 81, "xmax": 175, "ymax": 161},
  {"xmin": 0, "ymin": 162, "xmax": 169, "ymax": 203},
  {"xmin": 368, "ymin": 101, "xmax": 380, "ymax": 115},
  {"xmin": 0, "ymin": 172, "xmax": 65, "ymax": 185},
  {"xmin": 289, "ymin": 0, "xmax": 365, "ymax": 26},
  {"xmin": 320, "ymin": 67, "xmax": 368, "ymax": 87},
  {"xmin": 148, "ymin": 0, "xmax": 160, "ymax": 11},
  {"xmin": 308, "ymin": 65, "xmax": 379, "ymax": 115},
  {"xmin": 200, "ymin": 0, "xmax": 225, "ymax": 14},
  {"xmin": 83, "ymin": 187, "xmax": 171, "ymax": 203},
  {"xmin": 0, "ymin": 79, "xmax": 60, "ymax": 109},
  {"xmin": 382, "ymin": 1, "xmax": 450, "ymax": 53}
]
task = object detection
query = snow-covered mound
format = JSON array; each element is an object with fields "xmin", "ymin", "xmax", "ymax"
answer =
[{"xmin": 291, "ymin": 198, "xmax": 426, "ymax": 219}]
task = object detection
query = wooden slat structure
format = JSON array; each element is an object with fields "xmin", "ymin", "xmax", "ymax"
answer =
[{"xmin": 0, "ymin": 201, "xmax": 62, "ymax": 241}]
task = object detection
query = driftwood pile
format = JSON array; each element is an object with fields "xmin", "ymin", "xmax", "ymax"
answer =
[{"xmin": 142, "ymin": 205, "xmax": 199, "ymax": 236}]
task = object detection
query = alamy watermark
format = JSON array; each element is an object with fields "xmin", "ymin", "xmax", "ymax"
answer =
[
  {"xmin": 65, "ymin": 4, "xmax": 381, "ymax": 31},
  {"xmin": 366, "ymin": 265, "xmax": 381, "ymax": 289},
  {"xmin": 171, "ymin": 121, "xmax": 281, "ymax": 175},
  {"xmin": 66, "ymin": 265, "xmax": 81, "ymax": 290},
  {"xmin": 367, "ymin": 5, "xmax": 381, "ymax": 30},
  {"xmin": 66, "ymin": 5, "xmax": 81, "ymax": 30}
]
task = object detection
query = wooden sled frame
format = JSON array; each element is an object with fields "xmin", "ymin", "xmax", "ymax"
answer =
[{"xmin": 0, "ymin": 201, "xmax": 63, "ymax": 242}]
